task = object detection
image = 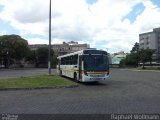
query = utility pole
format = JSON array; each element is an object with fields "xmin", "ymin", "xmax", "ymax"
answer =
[{"xmin": 48, "ymin": 0, "xmax": 51, "ymax": 75}]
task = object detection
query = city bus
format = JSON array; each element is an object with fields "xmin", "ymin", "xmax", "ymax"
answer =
[{"xmin": 57, "ymin": 49, "xmax": 109, "ymax": 82}]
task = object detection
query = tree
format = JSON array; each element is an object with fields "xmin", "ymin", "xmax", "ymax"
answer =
[
  {"xmin": 51, "ymin": 54, "xmax": 58, "ymax": 68},
  {"xmin": 139, "ymin": 49, "xmax": 147, "ymax": 69},
  {"xmin": 25, "ymin": 50, "xmax": 37, "ymax": 67},
  {"xmin": 125, "ymin": 53, "xmax": 137, "ymax": 65},
  {"xmin": 139, "ymin": 48, "xmax": 156, "ymax": 69},
  {"xmin": 26, "ymin": 47, "xmax": 56, "ymax": 68},
  {"xmin": 130, "ymin": 42, "xmax": 139, "ymax": 53},
  {"xmin": 120, "ymin": 42, "xmax": 139, "ymax": 67},
  {"xmin": 145, "ymin": 48, "xmax": 156, "ymax": 65},
  {"xmin": 120, "ymin": 42, "xmax": 156, "ymax": 68},
  {"xmin": 36, "ymin": 47, "xmax": 54, "ymax": 68},
  {"xmin": 0, "ymin": 35, "xmax": 29, "ymax": 67},
  {"xmin": 130, "ymin": 42, "xmax": 139, "ymax": 67}
]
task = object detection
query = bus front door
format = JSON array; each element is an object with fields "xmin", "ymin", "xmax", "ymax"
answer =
[{"xmin": 78, "ymin": 55, "xmax": 82, "ymax": 80}]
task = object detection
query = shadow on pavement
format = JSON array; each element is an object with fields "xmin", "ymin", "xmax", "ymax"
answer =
[
  {"xmin": 80, "ymin": 81, "xmax": 107, "ymax": 86},
  {"xmin": 61, "ymin": 76, "xmax": 108, "ymax": 86}
]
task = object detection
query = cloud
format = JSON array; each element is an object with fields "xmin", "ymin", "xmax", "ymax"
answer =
[
  {"xmin": 0, "ymin": 30, "xmax": 7, "ymax": 35},
  {"xmin": 0, "ymin": 0, "xmax": 49, "ymax": 23},
  {"xmin": 27, "ymin": 37, "xmax": 48, "ymax": 45},
  {"xmin": 133, "ymin": 0, "xmax": 160, "ymax": 33},
  {"xmin": 0, "ymin": 0, "xmax": 160, "ymax": 53}
]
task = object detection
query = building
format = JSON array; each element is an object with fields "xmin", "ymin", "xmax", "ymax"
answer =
[
  {"xmin": 110, "ymin": 51, "xmax": 127, "ymax": 65},
  {"xmin": 28, "ymin": 44, "xmax": 48, "ymax": 50},
  {"xmin": 139, "ymin": 27, "xmax": 160, "ymax": 62},
  {"xmin": 28, "ymin": 41, "xmax": 90, "ymax": 56}
]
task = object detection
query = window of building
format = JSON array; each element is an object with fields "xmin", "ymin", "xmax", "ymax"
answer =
[
  {"xmin": 140, "ymin": 39, "xmax": 144, "ymax": 46},
  {"xmin": 146, "ymin": 39, "xmax": 150, "ymax": 45},
  {"xmin": 140, "ymin": 40, "xmax": 144, "ymax": 43}
]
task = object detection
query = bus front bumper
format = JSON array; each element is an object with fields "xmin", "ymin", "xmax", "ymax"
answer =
[{"xmin": 82, "ymin": 74, "xmax": 109, "ymax": 82}]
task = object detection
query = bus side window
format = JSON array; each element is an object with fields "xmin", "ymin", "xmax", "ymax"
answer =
[
  {"xmin": 73, "ymin": 55, "xmax": 78, "ymax": 65},
  {"xmin": 67, "ymin": 56, "xmax": 69, "ymax": 65},
  {"xmin": 70, "ymin": 55, "xmax": 73, "ymax": 65},
  {"xmin": 61, "ymin": 58, "xmax": 63, "ymax": 65},
  {"xmin": 65, "ymin": 57, "xmax": 67, "ymax": 65},
  {"xmin": 76, "ymin": 55, "xmax": 78, "ymax": 64},
  {"xmin": 69, "ymin": 56, "xmax": 71, "ymax": 65}
]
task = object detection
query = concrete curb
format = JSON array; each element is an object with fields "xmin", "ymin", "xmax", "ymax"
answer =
[
  {"xmin": 0, "ymin": 85, "xmax": 79, "ymax": 91},
  {"xmin": 120, "ymin": 68, "xmax": 160, "ymax": 72}
]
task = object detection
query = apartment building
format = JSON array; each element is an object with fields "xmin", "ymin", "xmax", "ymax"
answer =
[
  {"xmin": 28, "ymin": 41, "xmax": 90, "ymax": 56},
  {"xmin": 139, "ymin": 27, "xmax": 160, "ymax": 62}
]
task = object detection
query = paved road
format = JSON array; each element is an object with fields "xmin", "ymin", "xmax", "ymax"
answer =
[
  {"xmin": 0, "ymin": 68, "xmax": 160, "ymax": 114},
  {"xmin": 0, "ymin": 68, "xmax": 56, "ymax": 79}
]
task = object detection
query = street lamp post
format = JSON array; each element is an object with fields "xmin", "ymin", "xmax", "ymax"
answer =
[
  {"xmin": 106, "ymin": 48, "xmax": 108, "ymax": 52},
  {"xmin": 6, "ymin": 51, "xmax": 9, "ymax": 68},
  {"xmin": 48, "ymin": 0, "xmax": 52, "ymax": 75}
]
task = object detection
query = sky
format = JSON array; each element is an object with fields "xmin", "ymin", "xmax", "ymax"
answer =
[{"xmin": 0, "ymin": 0, "xmax": 160, "ymax": 53}]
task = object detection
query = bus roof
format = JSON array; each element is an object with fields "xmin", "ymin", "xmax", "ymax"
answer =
[{"xmin": 57, "ymin": 49, "xmax": 108, "ymax": 59}]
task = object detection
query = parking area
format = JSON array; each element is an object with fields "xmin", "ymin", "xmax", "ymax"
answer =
[
  {"xmin": 0, "ymin": 68, "xmax": 56, "ymax": 79},
  {"xmin": 0, "ymin": 68, "xmax": 160, "ymax": 113}
]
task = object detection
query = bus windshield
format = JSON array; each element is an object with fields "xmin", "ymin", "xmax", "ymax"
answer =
[{"xmin": 83, "ymin": 55, "xmax": 108, "ymax": 71}]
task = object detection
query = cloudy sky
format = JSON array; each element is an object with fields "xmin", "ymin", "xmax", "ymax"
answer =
[{"xmin": 0, "ymin": 0, "xmax": 160, "ymax": 53}]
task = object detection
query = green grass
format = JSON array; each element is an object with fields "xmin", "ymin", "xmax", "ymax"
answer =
[{"xmin": 0, "ymin": 75, "xmax": 77, "ymax": 89}]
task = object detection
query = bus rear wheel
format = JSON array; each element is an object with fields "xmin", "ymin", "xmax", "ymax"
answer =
[
  {"xmin": 59, "ymin": 70, "xmax": 62, "ymax": 76},
  {"xmin": 74, "ymin": 73, "xmax": 79, "ymax": 82}
]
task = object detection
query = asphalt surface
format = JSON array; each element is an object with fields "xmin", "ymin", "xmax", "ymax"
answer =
[
  {"xmin": 0, "ymin": 68, "xmax": 160, "ymax": 114},
  {"xmin": 0, "ymin": 68, "xmax": 56, "ymax": 79}
]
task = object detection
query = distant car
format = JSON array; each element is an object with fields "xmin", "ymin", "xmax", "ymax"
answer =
[{"xmin": 0, "ymin": 65, "xmax": 5, "ymax": 68}]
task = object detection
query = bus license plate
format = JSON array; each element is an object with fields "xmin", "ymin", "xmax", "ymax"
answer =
[{"xmin": 94, "ymin": 78, "xmax": 100, "ymax": 81}]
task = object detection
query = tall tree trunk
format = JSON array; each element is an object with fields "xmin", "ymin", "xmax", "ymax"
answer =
[
  {"xmin": 142, "ymin": 62, "xmax": 145, "ymax": 69},
  {"xmin": 150, "ymin": 59, "xmax": 152, "ymax": 67}
]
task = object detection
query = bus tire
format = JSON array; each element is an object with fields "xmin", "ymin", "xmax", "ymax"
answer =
[
  {"xmin": 60, "ymin": 70, "xmax": 62, "ymax": 76},
  {"xmin": 74, "ymin": 73, "xmax": 79, "ymax": 82}
]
